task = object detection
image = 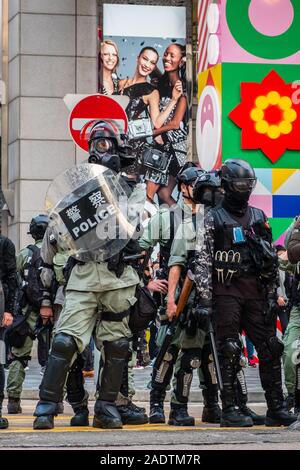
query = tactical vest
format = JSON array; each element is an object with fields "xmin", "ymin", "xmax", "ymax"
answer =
[{"xmin": 213, "ymin": 205, "xmax": 266, "ymax": 277}]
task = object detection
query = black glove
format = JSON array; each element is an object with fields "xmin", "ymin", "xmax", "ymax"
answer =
[
  {"xmin": 263, "ymin": 294, "xmax": 277, "ymax": 325},
  {"xmin": 193, "ymin": 305, "xmax": 211, "ymax": 331}
]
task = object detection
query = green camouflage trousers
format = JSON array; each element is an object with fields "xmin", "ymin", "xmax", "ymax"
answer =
[
  {"xmin": 283, "ymin": 305, "xmax": 300, "ymax": 395},
  {"xmin": 6, "ymin": 310, "xmax": 46, "ymax": 399}
]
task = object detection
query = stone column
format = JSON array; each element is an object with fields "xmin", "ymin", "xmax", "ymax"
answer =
[{"xmin": 5, "ymin": 0, "xmax": 97, "ymax": 249}]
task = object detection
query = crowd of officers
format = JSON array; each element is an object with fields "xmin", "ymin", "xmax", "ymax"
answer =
[{"xmin": 1, "ymin": 130, "xmax": 300, "ymax": 431}]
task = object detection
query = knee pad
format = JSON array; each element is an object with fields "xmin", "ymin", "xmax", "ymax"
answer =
[
  {"xmin": 174, "ymin": 349, "xmax": 201, "ymax": 404},
  {"xmin": 257, "ymin": 336, "xmax": 284, "ymax": 363},
  {"xmin": 180, "ymin": 348, "xmax": 202, "ymax": 372},
  {"xmin": 152, "ymin": 345, "xmax": 179, "ymax": 388},
  {"xmin": 218, "ymin": 338, "xmax": 242, "ymax": 364},
  {"xmin": 103, "ymin": 337, "xmax": 129, "ymax": 361},
  {"xmin": 152, "ymin": 345, "xmax": 178, "ymax": 388},
  {"xmin": 38, "ymin": 334, "xmax": 78, "ymax": 404},
  {"xmin": 52, "ymin": 333, "xmax": 77, "ymax": 361}
]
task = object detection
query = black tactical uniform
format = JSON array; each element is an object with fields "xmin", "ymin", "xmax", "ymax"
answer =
[
  {"xmin": 194, "ymin": 159, "xmax": 297, "ymax": 427},
  {"xmin": 146, "ymin": 166, "xmax": 221, "ymax": 425},
  {"xmin": 0, "ymin": 235, "xmax": 19, "ymax": 429}
]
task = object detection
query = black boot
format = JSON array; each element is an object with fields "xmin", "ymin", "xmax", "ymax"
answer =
[
  {"xmin": 7, "ymin": 397, "xmax": 22, "ymax": 414},
  {"xmin": 235, "ymin": 368, "xmax": 265, "ymax": 425},
  {"xmin": 33, "ymin": 401, "xmax": 58, "ymax": 430},
  {"xmin": 0, "ymin": 416, "xmax": 8, "ymax": 429},
  {"xmin": 221, "ymin": 406, "xmax": 253, "ymax": 427},
  {"xmin": 265, "ymin": 389, "xmax": 297, "ymax": 426},
  {"xmin": 66, "ymin": 354, "xmax": 89, "ymax": 426},
  {"xmin": 94, "ymin": 338, "xmax": 129, "ymax": 429},
  {"xmin": 265, "ymin": 394, "xmax": 297, "ymax": 426},
  {"xmin": 260, "ymin": 353, "xmax": 297, "ymax": 427},
  {"xmin": 219, "ymin": 342, "xmax": 253, "ymax": 427},
  {"xmin": 168, "ymin": 403, "xmax": 195, "ymax": 426},
  {"xmin": 149, "ymin": 389, "xmax": 165, "ymax": 424},
  {"xmin": 93, "ymin": 400, "xmax": 123, "ymax": 429},
  {"xmin": 239, "ymin": 404, "xmax": 265, "ymax": 425},
  {"xmin": 117, "ymin": 401, "xmax": 148, "ymax": 425},
  {"xmin": 266, "ymin": 408, "xmax": 297, "ymax": 426},
  {"xmin": 201, "ymin": 388, "xmax": 221, "ymax": 424},
  {"xmin": 117, "ymin": 351, "xmax": 148, "ymax": 425},
  {"xmin": 33, "ymin": 415, "xmax": 54, "ymax": 430},
  {"xmin": 129, "ymin": 402, "xmax": 146, "ymax": 414},
  {"xmin": 70, "ymin": 407, "xmax": 89, "ymax": 426}
]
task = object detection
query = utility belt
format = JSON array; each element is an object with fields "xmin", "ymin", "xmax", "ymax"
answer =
[{"xmin": 63, "ymin": 251, "xmax": 143, "ymax": 284}]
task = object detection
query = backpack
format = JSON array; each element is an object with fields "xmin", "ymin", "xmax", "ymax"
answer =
[
  {"xmin": 6, "ymin": 311, "xmax": 31, "ymax": 348},
  {"xmin": 22, "ymin": 244, "xmax": 43, "ymax": 311},
  {"xmin": 129, "ymin": 285, "xmax": 157, "ymax": 334}
]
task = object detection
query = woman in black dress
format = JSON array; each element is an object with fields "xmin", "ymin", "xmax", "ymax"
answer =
[
  {"xmin": 145, "ymin": 43, "xmax": 187, "ymax": 206},
  {"xmin": 118, "ymin": 46, "xmax": 183, "ymax": 182}
]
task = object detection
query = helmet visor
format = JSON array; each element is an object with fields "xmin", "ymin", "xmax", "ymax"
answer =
[{"xmin": 229, "ymin": 178, "xmax": 257, "ymax": 193}]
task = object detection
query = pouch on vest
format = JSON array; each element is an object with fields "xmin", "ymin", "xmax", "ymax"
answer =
[{"xmin": 129, "ymin": 285, "xmax": 157, "ymax": 334}]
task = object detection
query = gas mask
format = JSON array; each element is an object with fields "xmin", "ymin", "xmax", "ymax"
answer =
[{"xmin": 88, "ymin": 137, "xmax": 122, "ymax": 172}]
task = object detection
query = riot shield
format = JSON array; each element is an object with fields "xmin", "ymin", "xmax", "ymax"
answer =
[{"xmin": 45, "ymin": 163, "xmax": 145, "ymax": 262}]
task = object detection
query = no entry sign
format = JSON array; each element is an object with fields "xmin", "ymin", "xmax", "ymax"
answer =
[{"xmin": 69, "ymin": 94, "xmax": 128, "ymax": 152}]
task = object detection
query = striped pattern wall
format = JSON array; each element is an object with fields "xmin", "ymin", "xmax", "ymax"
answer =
[{"xmin": 197, "ymin": 0, "xmax": 211, "ymax": 74}]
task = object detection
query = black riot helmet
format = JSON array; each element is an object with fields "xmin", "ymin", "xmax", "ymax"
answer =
[
  {"xmin": 28, "ymin": 214, "xmax": 49, "ymax": 241},
  {"xmin": 193, "ymin": 170, "xmax": 221, "ymax": 207},
  {"xmin": 176, "ymin": 163, "xmax": 206, "ymax": 203},
  {"xmin": 176, "ymin": 163, "xmax": 205, "ymax": 191},
  {"xmin": 220, "ymin": 159, "xmax": 257, "ymax": 194},
  {"xmin": 88, "ymin": 120, "xmax": 135, "ymax": 172}
]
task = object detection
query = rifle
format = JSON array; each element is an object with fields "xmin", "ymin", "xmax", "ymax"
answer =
[
  {"xmin": 154, "ymin": 271, "xmax": 194, "ymax": 371},
  {"xmin": 154, "ymin": 270, "xmax": 224, "ymax": 392}
]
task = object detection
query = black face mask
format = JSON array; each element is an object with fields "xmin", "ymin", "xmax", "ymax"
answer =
[
  {"xmin": 223, "ymin": 190, "xmax": 251, "ymax": 216},
  {"xmin": 201, "ymin": 190, "xmax": 224, "ymax": 208}
]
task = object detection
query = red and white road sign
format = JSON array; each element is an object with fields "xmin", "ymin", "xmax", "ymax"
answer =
[{"xmin": 69, "ymin": 94, "xmax": 128, "ymax": 152}]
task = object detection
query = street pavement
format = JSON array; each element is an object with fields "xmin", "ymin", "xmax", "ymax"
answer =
[
  {"xmin": 10, "ymin": 357, "xmax": 266, "ymax": 401},
  {"xmin": 1, "ymin": 359, "xmax": 300, "ymax": 450}
]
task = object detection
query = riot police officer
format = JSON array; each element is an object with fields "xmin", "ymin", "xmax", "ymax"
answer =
[
  {"xmin": 142, "ymin": 165, "xmax": 222, "ymax": 425},
  {"xmin": 6, "ymin": 215, "xmax": 49, "ymax": 414},
  {"xmin": 33, "ymin": 120, "xmax": 145, "ymax": 429},
  {"xmin": 194, "ymin": 159, "xmax": 297, "ymax": 427},
  {"xmin": 0, "ymin": 234, "xmax": 18, "ymax": 429}
]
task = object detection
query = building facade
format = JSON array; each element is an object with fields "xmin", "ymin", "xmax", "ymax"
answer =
[{"xmin": 1, "ymin": 0, "xmax": 196, "ymax": 249}]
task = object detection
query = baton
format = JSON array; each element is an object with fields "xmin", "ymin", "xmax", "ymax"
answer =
[{"xmin": 208, "ymin": 318, "xmax": 223, "ymax": 392}]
